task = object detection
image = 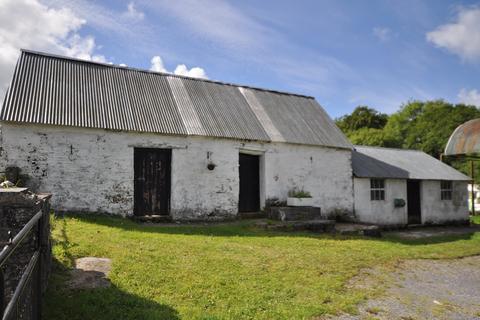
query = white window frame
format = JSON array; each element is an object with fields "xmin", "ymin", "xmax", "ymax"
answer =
[
  {"xmin": 370, "ymin": 179, "xmax": 385, "ymax": 201},
  {"xmin": 440, "ymin": 180, "xmax": 453, "ymax": 201}
]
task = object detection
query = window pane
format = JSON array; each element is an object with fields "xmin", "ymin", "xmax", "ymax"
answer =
[{"xmin": 379, "ymin": 180, "xmax": 384, "ymax": 188}]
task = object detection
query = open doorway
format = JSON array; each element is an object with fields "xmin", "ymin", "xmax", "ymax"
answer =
[
  {"xmin": 239, "ymin": 153, "xmax": 260, "ymax": 213},
  {"xmin": 407, "ymin": 179, "xmax": 421, "ymax": 224}
]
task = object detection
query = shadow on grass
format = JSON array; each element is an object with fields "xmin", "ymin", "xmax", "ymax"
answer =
[
  {"xmin": 55, "ymin": 213, "xmax": 480, "ymax": 246},
  {"xmin": 43, "ymin": 258, "xmax": 180, "ymax": 320},
  {"xmin": 51, "ymin": 216, "xmax": 76, "ymax": 267}
]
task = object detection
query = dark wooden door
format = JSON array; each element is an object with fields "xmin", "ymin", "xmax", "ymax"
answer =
[
  {"xmin": 239, "ymin": 153, "xmax": 260, "ymax": 212},
  {"xmin": 407, "ymin": 180, "xmax": 421, "ymax": 224},
  {"xmin": 134, "ymin": 148, "xmax": 171, "ymax": 216}
]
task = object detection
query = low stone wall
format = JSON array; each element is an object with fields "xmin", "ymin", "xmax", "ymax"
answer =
[{"xmin": 0, "ymin": 188, "xmax": 51, "ymax": 302}]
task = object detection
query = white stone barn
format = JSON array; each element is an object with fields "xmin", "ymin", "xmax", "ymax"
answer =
[
  {"xmin": 352, "ymin": 146, "xmax": 471, "ymax": 226},
  {"xmin": 0, "ymin": 50, "xmax": 354, "ymax": 220}
]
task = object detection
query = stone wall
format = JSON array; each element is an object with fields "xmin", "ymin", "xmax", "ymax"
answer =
[
  {"xmin": 0, "ymin": 123, "xmax": 354, "ymax": 220},
  {"xmin": 0, "ymin": 188, "xmax": 52, "ymax": 302},
  {"xmin": 353, "ymin": 177, "xmax": 469, "ymax": 226},
  {"xmin": 353, "ymin": 178, "xmax": 407, "ymax": 225},
  {"xmin": 421, "ymin": 180, "xmax": 469, "ymax": 224}
]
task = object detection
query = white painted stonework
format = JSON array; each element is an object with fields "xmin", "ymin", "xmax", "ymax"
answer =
[
  {"xmin": 286, "ymin": 197, "xmax": 314, "ymax": 206},
  {"xmin": 0, "ymin": 123, "xmax": 354, "ymax": 220},
  {"xmin": 353, "ymin": 178, "xmax": 407, "ymax": 225},
  {"xmin": 354, "ymin": 177, "xmax": 469, "ymax": 225},
  {"xmin": 421, "ymin": 180, "xmax": 469, "ymax": 224}
]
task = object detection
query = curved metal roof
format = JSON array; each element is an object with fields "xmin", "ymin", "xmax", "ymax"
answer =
[
  {"xmin": 0, "ymin": 50, "xmax": 352, "ymax": 149},
  {"xmin": 444, "ymin": 119, "xmax": 480, "ymax": 156}
]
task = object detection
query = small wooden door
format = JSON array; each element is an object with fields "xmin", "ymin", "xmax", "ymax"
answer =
[
  {"xmin": 239, "ymin": 153, "xmax": 260, "ymax": 212},
  {"xmin": 134, "ymin": 148, "xmax": 171, "ymax": 216},
  {"xmin": 407, "ymin": 180, "xmax": 421, "ymax": 224}
]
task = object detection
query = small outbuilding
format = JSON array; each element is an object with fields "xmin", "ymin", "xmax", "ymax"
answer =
[{"xmin": 352, "ymin": 146, "xmax": 471, "ymax": 226}]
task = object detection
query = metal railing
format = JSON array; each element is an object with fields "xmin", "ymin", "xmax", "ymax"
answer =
[{"xmin": 0, "ymin": 209, "xmax": 49, "ymax": 320}]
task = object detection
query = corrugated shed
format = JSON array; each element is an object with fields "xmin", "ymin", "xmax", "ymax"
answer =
[
  {"xmin": 444, "ymin": 119, "xmax": 480, "ymax": 156},
  {"xmin": 352, "ymin": 146, "xmax": 471, "ymax": 181},
  {"xmin": 0, "ymin": 50, "xmax": 352, "ymax": 148}
]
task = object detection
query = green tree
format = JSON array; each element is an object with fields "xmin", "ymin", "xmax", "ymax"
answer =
[
  {"xmin": 336, "ymin": 106, "xmax": 388, "ymax": 132},
  {"xmin": 347, "ymin": 127, "xmax": 397, "ymax": 147},
  {"xmin": 383, "ymin": 100, "xmax": 480, "ymax": 158}
]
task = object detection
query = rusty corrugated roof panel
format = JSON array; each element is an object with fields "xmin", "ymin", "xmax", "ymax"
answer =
[
  {"xmin": 444, "ymin": 119, "xmax": 480, "ymax": 156},
  {"xmin": 0, "ymin": 50, "xmax": 352, "ymax": 148},
  {"xmin": 353, "ymin": 146, "xmax": 471, "ymax": 181}
]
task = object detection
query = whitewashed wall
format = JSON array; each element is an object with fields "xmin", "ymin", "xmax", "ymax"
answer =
[
  {"xmin": 421, "ymin": 180, "xmax": 469, "ymax": 224},
  {"xmin": 353, "ymin": 177, "xmax": 469, "ymax": 225},
  {"xmin": 0, "ymin": 123, "xmax": 353, "ymax": 220},
  {"xmin": 353, "ymin": 178, "xmax": 407, "ymax": 225}
]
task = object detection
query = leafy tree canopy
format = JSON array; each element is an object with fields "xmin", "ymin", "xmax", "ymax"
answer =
[
  {"xmin": 336, "ymin": 106, "xmax": 388, "ymax": 132},
  {"xmin": 336, "ymin": 100, "xmax": 480, "ymax": 181}
]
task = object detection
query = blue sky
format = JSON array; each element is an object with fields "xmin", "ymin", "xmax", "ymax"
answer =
[{"xmin": 2, "ymin": 0, "xmax": 480, "ymax": 118}]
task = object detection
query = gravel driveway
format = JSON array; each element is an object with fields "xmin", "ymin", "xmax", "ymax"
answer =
[{"xmin": 323, "ymin": 256, "xmax": 480, "ymax": 320}]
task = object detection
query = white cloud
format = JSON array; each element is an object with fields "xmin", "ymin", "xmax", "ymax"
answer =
[
  {"xmin": 0, "ymin": 0, "xmax": 107, "ymax": 97},
  {"xmin": 124, "ymin": 2, "xmax": 144, "ymax": 20},
  {"xmin": 173, "ymin": 64, "xmax": 208, "ymax": 79},
  {"xmin": 458, "ymin": 88, "xmax": 480, "ymax": 106},
  {"xmin": 373, "ymin": 27, "xmax": 391, "ymax": 41},
  {"xmin": 427, "ymin": 6, "xmax": 480, "ymax": 61},
  {"xmin": 150, "ymin": 55, "xmax": 208, "ymax": 79},
  {"xmin": 142, "ymin": 0, "xmax": 275, "ymax": 51},
  {"xmin": 64, "ymin": 34, "xmax": 107, "ymax": 63},
  {"xmin": 150, "ymin": 56, "xmax": 167, "ymax": 73}
]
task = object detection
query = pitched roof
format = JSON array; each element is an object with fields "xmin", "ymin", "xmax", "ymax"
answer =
[
  {"xmin": 352, "ymin": 146, "xmax": 471, "ymax": 181},
  {"xmin": 0, "ymin": 50, "xmax": 351, "ymax": 149}
]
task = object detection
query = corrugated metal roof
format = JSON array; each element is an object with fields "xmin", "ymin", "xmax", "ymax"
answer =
[
  {"xmin": 352, "ymin": 146, "xmax": 471, "ymax": 181},
  {"xmin": 444, "ymin": 118, "xmax": 480, "ymax": 156},
  {"xmin": 0, "ymin": 50, "xmax": 352, "ymax": 148}
]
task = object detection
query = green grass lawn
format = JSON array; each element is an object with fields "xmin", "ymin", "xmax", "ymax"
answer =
[
  {"xmin": 44, "ymin": 215, "xmax": 480, "ymax": 320},
  {"xmin": 472, "ymin": 215, "xmax": 480, "ymax": 224}
]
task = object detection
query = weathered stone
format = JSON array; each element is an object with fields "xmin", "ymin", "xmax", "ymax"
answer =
[
  {"xmin": 335, "ymin": 223, "xmax": 382, "ymax": 237},
  {"xmin": 67, "ymin": 257, "xmax": 112, "ymax": 290},
  {"xmin": 0, "ymin": 188, "xmax": 52, "ymax": 300},
  {"xmin": 0, "ymin": 123, "xmax": 354, "ymax": 220},
  {"xmin": 269, "ymin": 206, "xmax": 322, "ymax": 221},
  {"xmin": 264, "ymin": 220, "xmax": 335, "ymax": 233},
  {"xmin": 0, "ymin": 180, "xmax": 14, "ymax": 188}
]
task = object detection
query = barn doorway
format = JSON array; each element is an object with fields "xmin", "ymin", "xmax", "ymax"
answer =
[
  {"xmin": 134, "ymin": 148, "xmax": 171, "ymax": 216},
  {"xmin": 407, "ymin": 180, "xmax": 421, "ymax": 224},
  {"xmin": 239, "ymin": 153, "xmax": 260, "ymax": 213}
]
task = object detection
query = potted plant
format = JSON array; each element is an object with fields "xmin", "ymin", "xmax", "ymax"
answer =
[{"xmin": 287, "ymin": 188, "xmax": 313, "ymax": 206}]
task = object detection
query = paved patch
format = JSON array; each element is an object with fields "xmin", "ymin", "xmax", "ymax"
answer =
[
  {"xmin": 323, "ymin": 256, "xmax": 480, "ymax": 320},
  {"xmin": 386, "ymin": 225, "xmax": 480, "ymax": 240},
  {"xmin": 66, "ymin": 257, "xmax": 112, "ymax": 290}
]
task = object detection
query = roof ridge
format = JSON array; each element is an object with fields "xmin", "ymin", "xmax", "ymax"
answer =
[
  {"xmin": 354, "ymin": 145, "xmax": 425, "ymax": 153},
  {"xmin": 20, "ymin": 49, "xmax": 314, "ymax": 99}
]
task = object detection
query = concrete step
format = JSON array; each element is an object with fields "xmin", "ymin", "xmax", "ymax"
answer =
[
  {"xmin": 131, "ymin": 215, "xmax": 172, "ymax": 223},
  {"xmin": 334, "ymin": 223, "xmax": 382, "ymax": 237},
  {"xmin": 268, "ymin": 206, "xmax": 321, "ymax": 221},
  {"xmin": 239, "ymin": 211, "xmax": 267, "ymax": 220},
  {"xmin": 256, "ymin": 219, "xmax": 335, "ymax": 233}
]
